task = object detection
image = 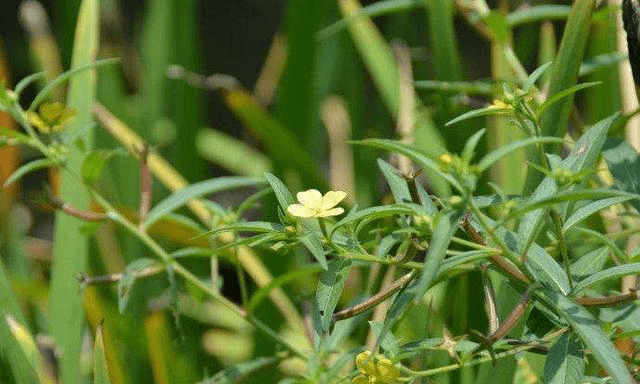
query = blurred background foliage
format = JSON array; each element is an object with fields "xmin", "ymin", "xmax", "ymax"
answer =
[{"xmin": 0, "ymin": 0, "xmax": 632, "ymax": 383}]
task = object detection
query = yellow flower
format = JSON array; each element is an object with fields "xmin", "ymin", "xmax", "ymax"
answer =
[
  {"xmin": 27, "ymin": 102, "xmax": 77, "ymax": 134},
  {"xmin": 488, "ymin": 99, "xmax": 511, "ymax": 109},
  {"xmin": 352, "ymin": 351, "xmax": 400, "ymax": 384},
  {"xmin": 287, "ymin": 189, "xmax": 346, "ymax": 218}
]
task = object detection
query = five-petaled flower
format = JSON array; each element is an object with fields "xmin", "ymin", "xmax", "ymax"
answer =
[
  {"xmin": 287, "ymin": 189, "xmax": 346, "ymax": 218},
  {"xmin": 27, "ymin": 102, "xmax": 77, "ymax": 134},
  {"xmin": 352, "ymin": 351, "xmax": 399, "ymax": 384}
]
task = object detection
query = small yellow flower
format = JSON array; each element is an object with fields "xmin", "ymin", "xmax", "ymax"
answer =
[
  {"xmin": 287, "ymin": 189, "xmax": 346, "ymax": 218},
  {"xmin": 352, "ymin": 351, "xmax": 400, "ymax": 384},
  {"xmin": 488, "ymin": 99, "xmax": 511, "ymax": 109},
  {"xmin": 27, "ymin": 101, "xmax": 77, "ymax": 134},
  {"xmin": 438, "ymin": 153, "xmax": 453, "ymax": 165}
]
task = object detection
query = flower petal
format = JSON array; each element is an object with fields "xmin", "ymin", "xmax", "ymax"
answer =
[
  {"xmin": 321, "ymin": 190, "xmax": 346, "ymax": 210},
  {"xmin": 376, "ymin": 359, "xmax": 399, "ymax": 382},
  {"xmin": 297, "ymin": 189, "xmax": 322, "ymax": 210},
  {"xmin": 287, "ymin": 204, "xmax": 316, "ymax": 217},
  {"xmin": 317, "ymin": 207, "xmax": 344, "ymax": 217}
]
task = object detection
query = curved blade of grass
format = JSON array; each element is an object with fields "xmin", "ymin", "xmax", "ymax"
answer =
[
  {"xmin": 317, "ymin": 0, "xmax": 422, "ymax": 39},
  {"xmin": 3, "ymin": 158, "xmax": 57, "ymax": 187},
  {"xmin": 28, "ymin": 58, "xmax": 120, "ymax": 111},
  {"xmin": 536, "ymin": 82, "xmax": 601, "ymax": 119},
  {"xmin": 196, "ymin": 128, "xmax": 271, "ymax": 177},
  {"xmin": 48, "ymin": 1, "xmax": 98, "ymax": 382},
  {"xmin": 574, "ymin": 263, "xmax": 640, "ymax": 293},
  {"xmin": 563, "ymin": 197, "xmax": 632, "ymax": 232},
  {"xmin": 477, "ymin": 137, "xmax": 564, "ymax": 172},
  {"xmin": 354, "ymin": 139, "xmax": 462, "ymax": 191},
  {"xmin": 143, "ymin": 176, "xmax": 264, "ymax": 228},
  {"xmin": 445, "ymin": 107, "xmax": 512, "ymax": 126},
  {"xmin": 535, "ymin": 288, "xmax": 630, "ymax": 384},
  {"xmin": 506, "ymin": 5, "xmax": 571, "ymax": 27}
]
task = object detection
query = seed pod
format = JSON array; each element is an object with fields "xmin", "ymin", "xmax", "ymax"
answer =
[{"xmin": 623, "ymin": 0, "xmax": 640, "ymax": 86}]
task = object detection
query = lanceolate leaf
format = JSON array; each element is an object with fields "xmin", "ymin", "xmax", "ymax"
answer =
[
  {"xmin": 574, "ymin": 263, "xmax": 640, "ymax": 293},
  {"xmin": 300, "ymin": 233, "xmax": 328, "ymax": 270},
  {"xmin": 544, "ymin": 333, "xmax": 584, "ymax": 384},
  {"xmin": 536, "ymin": 288, "xmax": 630, "ymax": 384},
  {"xmin": 3, "ymin": 158, "xmax": 57, "ymax": 187},
  {"xmin": 315, "ymin": 258, "xmax": 352, "ymax": 337},
  {"xmin": 264, "ymin": 172, "xmax": 295, "ymax": 214},
  {"xmin": 144, "ymin": 177, "xmax": 264, "ymax": 228}
]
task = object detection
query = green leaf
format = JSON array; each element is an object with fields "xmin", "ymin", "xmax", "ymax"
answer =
[
  {"xmin": 445, "ymin": 106, "xmax": 512, "ymax": 127},
  {"xmin": 264, "ymin": 172, "xmax": 295, "ymax": 214},
  {"xmin": 317, "ymin": 0, "xmax": 422, "ymax": 39},
  {"xmin": 196, "ymin": 128, "xmax": 271, "ymax": 177},
  {"xmin": 196, "ymin": 221, "xmax": 285, "ymax": 239},
  {"xmin": 354, "ymin": 139, "xmax": 463, "ymax": 191},
  {"xmin": 300, "ymin": 233, "xmax": 328, "ymax": 270},
  {"xmin": 377, "ymin": 159, "xmax": 412, "ymax": 204},
  {"xmin": 536, "ymin": 82, "xmax": 601, "ymax": 119},
  {"xmin": 461, "ymin": 128, "xmax": 486, "ymax": 165},
  {"xmin": 506, "ymin": 5, "xmax": 571, "ymax": 27},
  {"xmin": 426, "ymin": 0, "xmax": 462, "ymax": 81},
  {"xmin": 81, "ymin": 149, "xmax": 123, "ymax": 183},
  {"xmin": 414, "ymin": 209, "xmax": 465, "ymax": 300},
  {"xmin": 563, "ymin": 197, "xmax": 632, "ymax": 232},
  {"xmin": 535, "ymin": 288, "xmax": 630, "ymax": 384},
  {"xmin": 369, "ymin": 321, "xmax": 399, "ymax": 357},
  {"xmin": 413, "ymin": 80, "xmax": 493, "ymax": 95},
  {"xmin": 603, "ymin": 139, "xmax": 640, "ymax": 213},
  {"xmin": 315, "ymin": 258, "xmax": 352, "ymax": 336},
  {"xmin": 477, "ymin": 136, "xmax": 564, "ymax": 172},
  {"xmin": 196, "ymin": 356, "xmax": 279, "ymax": 384},
  {"xmin": 544, "ymin": 333, "xmax": 584, "ymax": 384},
  {"xmin": 93, "ymin": 322, "xmax": 112, "ymax": 384},
  {"xmin": 570, "ymin": 247, "xmax": 609, "ymax": 281},
  {"xmin": 117, "ymin": 258, "xmax": 157, "ymax": 313},
  {"xmin": 144, "ymin": 176, "xmax": 264, "ymax": 228},
  {"xmin": 247, "ymin": 265, "xmax": 323, "ymax": 312},
  {"xmin": 523, "ymin": 62, "xmax": 553, "ymax": 93},
  {"xmin": 574, "ymin": 263, "xmax": 640, "ymax": 293},
  {"xmin": 330, "ymin": 204, "xmax": 418, "ymax": 239},
  {"xmin": 518, "ymin": 113, "xmax": 616, "ymax": 257},
  {"xmin": 28, "ymin": 57, "xmax": 120, "ymax": 112},
  {"xmin": 3, "ymin": 158, "xmax": 57, "ymax": 187}
]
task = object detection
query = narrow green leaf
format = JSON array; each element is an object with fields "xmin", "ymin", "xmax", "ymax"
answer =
[
  {"xmin": 144, "ymin": 177, "xmax": 264, "ymax": 228},
  {"xmin": 523, "ymin": 62, "xmax": 553, "ymax": 93},
  {"xmin": 563, "ymin": 197, "xmax": 632, "ymax": 232},
  {"xmin": 579, "ymin": 52, "xmax": 627, "ymax": 77},
  {"xmin": 317, "ymin": 0, "xmax": 422, "ymax": 39},
  {"xmin": 28, "ymin": 58, "xmax": 120, "ymax": 111},
  {"xmin": 445, "ymin": 106, "xmax": 512, "ymax": 127},
  {"xmin": 535, "ymin": 288, "xmax": 630, "ymax": 384},
  {"xmin": 196, "ymin": 356, "xmax": 279, "ymax": 384},
  {"xmin": 247, "ymin": 265, "xmax": 323, "ymax": 312},
  {"xmin": 413, "ymin": 80, "xmax": 493, "ymax": 95},
  {"xmin": 315, "ymin": 258, "xmax": 352, "ymax": 336},
  {"xmin": 196, "ymin": 128, "xmax": 271, "ymax": 177},
  {"xmin": 330, "ymin": 204, "xmax": 417, "ymax": 239},
  {"xmin": 377, "ymin": 159, "xmax": 412, "ymax": 204},
  {"xmin": 48, "ymin": 1, "xmax": 99, "ymax": 382},
  {"xmin": 413, "ymin": 209, "xmax": 464, "ymax": 300},
  {"xmin": 196, "ymin": 221, "xmax": 285, "ymax": 239},
  {"xmin": 574, "ymin": 263, "xmax": 640, "ymax": 293},
  {"xmin": 461, "ymin": 128, "xmax": 486, "ymax": 164},
  {"xmin": 354, "ymin": 139, "xmax": 463, "ymax": 192},
  {"xmin": 3, "ymin": 158, "xmax": 56, "ymax": 187},
  {"xmin": 544, "ymin": 333, "xmax": 584, "ymax": 384},
  {"xmin": 369, "ymin": 321, "xmax": 399, "ymax": 357},
  {"xmin": 426, "ymin": 0, "xmax": 462, "ymax": 81},
  {"xmin": 14, "ymin": 71, "xmax": 47, "ymax": 98},
  {"xmin": 477, "ymin": 136, "xmax": 564, "ymax": 172},
  {"xmin": 300, "ymin": 233, "xmax": 328, "ymax": 270},
  {"xmin": 536, "ymin": 82, "xmax": 601, "ymax": 118},
  {"xmin": 264, "ymin": 172, "xmax": 295, "ymax": 213},
  {"xmin": 603, "ymin": 139, "xmax": 640, "ymax": 213},
  {"xmin": 93, "ymin": 322, "xmax": 112, "ymax": 384},
  {"xmin": 81, "ymin": 149, "xmax": 122, "ymax": 183},
  {"xmin": 117, "ymin": 258, "xmax": 157, "ymax": 314},
  {"xmin": 506, "ymin": 5, "xmax": 572, "ymax": 27},
  {"xmin": 570, "ymin": 247, "xmax": 609, "ymax": 281}
]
